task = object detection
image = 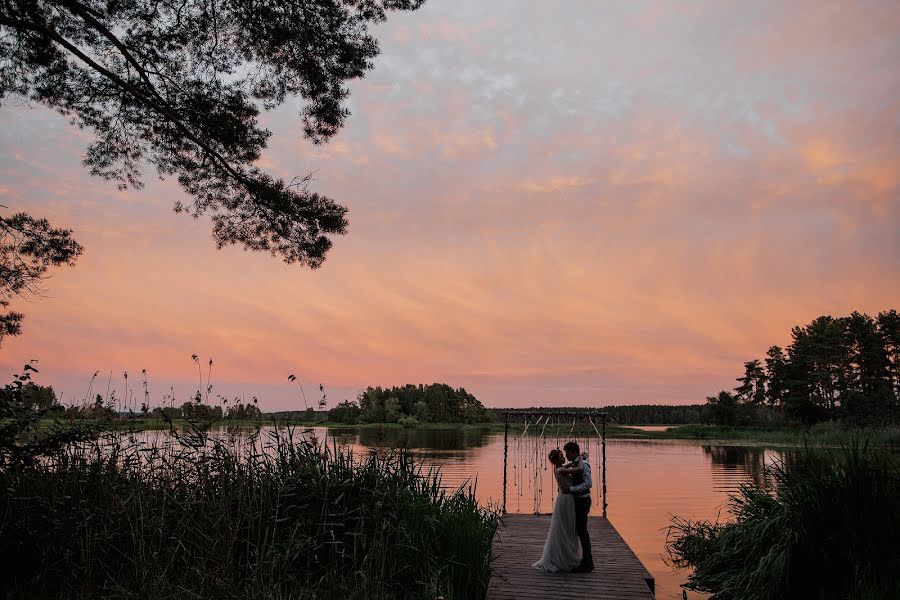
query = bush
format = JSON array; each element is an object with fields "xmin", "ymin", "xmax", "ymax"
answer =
[
  {"xmin": 328, "ymin": 399, "xmax": 361, "ymax": 424},
  {"xmin": 667, "ymin": 439, "xmax": 900, "ymax": 599},
  {"xmin": 398, "ymin": 415, "xmax": 419, "ymax": 428},
  {"xmin": 358, "ymin": 384, "xmax": 494, "ymax": 424},
  {"xmin": 1, "ymin": 365, "xmax": 97, "ymax": 468}
]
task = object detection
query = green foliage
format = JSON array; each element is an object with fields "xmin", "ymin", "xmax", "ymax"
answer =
[
  {"xmin": 698, "ymin": 393, "xmax": 785, "ymax": 427},
  {"xmin": 150, "ymin": 405, "xmax": 181, "ymax": 420},
  {"xmin": 734, "ymin": 360, "xmax": 767, "ymax": 406},
  {"xmin": 11, "ymin": 381, "xmax": 59, "ymax": 412},
  {"xmin": 328, "ymin": 399, "xmax": 362, "ymax": 424},
  {"xmin": 667, "ymin": 440, "xmax": 900, "ymax": 599},
  {"xmin": 414, "ymin": 400, "xmax": 430, "ymax": 420},
  {"xmin": 0, "ymin": 364, "xmax": 96, "ymax": 467},
  {"xmin": 180, "ymin": 397, "xmax": 223, "ymax": 420},
  {"xmin": 0, "ymin": 430, "xmax": 497, "ymax": 599},
  {"xmin": 335, "ymin": 384, "xmax": 495, "ymax": 425},
  {"xmin": 705, "ymin": 309, "xmax": 900, "ymax": 426},
  {"xmin": 63, "ymin": 393, "xmax": 117, "ymax": 420},
  {"xmin": 398, "ymin": 415, "xmax": 419, "ymax": 428},
  {"xmin": 705, "ymin": 391, "xmax": 742, "ymax": 426},
  {"xmin": 385, "ymin": 396, "xmax": 402, "ymax": 422}
]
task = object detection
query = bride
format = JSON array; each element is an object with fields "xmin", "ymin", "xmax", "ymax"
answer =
[{"xmin": 532, "ymin": 448, "xmax": 582, "ymax": 572}]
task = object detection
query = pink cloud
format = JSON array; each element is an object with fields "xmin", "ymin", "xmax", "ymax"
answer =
[{"xmin": 2, "ymin": 0, "xmax": 898, "ymax": 409}]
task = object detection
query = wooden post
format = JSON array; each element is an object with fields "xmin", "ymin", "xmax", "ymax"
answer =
[
  {"xmin": 601, "ymin": 412, "xmax": 608, "ymax": 517},
  {"xmin": 502, "ymin": 411, "xmax": 509, "ymax": 514}
]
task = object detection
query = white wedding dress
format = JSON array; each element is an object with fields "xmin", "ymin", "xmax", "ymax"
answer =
[{"xmin": 532, "ymin": 468, "xmax": 581, "ymax": 572}]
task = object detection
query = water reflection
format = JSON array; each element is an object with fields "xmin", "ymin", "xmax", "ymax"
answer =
[
  {"xmin": 353, "ymin": 425, "xmax": 490, "ymax": 451},
  {"xmin": 124, "ymin": 426, "xmax": 785, "ymax": 600},
  {"xmin": 702, "ymin": 445, "xmax": 784, "ymax": 489}
]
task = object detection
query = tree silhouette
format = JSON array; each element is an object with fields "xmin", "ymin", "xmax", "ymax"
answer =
[
  {"xmin": 0, "ymin": 210, "xmax": 83, "ymax": 343},
  {"xmin": 706, "ymin": 309, "xmax": 900, "ymax": 424},
  {"xmin": 334, "ymin": 383, "xmax": 495, "ymax": 425},
  {"xmin": 1, "ymin": 0, "xmax": 425, "ymax": 267},
  {"xmin": 734, "ymin": 359, "xmax": 768, "ymax": 406}
]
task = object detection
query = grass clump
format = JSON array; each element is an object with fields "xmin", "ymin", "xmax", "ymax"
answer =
[
  {"xmin": 666, "ymin": 439, "xmax": 900, "ymax": 599},
  {"xmin": 0, "ymin": 427, "xmax": 498, "ymax": 599}
]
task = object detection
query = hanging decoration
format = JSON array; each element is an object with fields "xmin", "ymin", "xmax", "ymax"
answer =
[{"xmin": 503, "ymin": 410, "xmax": 608, "ymax": 517}]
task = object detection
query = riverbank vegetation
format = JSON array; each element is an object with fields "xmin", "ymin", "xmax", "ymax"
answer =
[
  {"xmin": 496, "ymin": 404, "xmax": 708, "ymax": 425},
  {"xmin": 1, "ymin": 372, "xmax": 498, "ymax": 599},
  {"xmin": 328, "ymin": 383, "xmax": 496, "ymax": 425},
  {"xmin": 666, "ymin": 440, "xmax": 900, "ymax": 599},
  {"xmin": 495, "ymin": 421, "xmax": 900, "ymax": 446},
  {"xmin": 19, "ymin": 414, "xmax": 900, "ymax": 447},
  {"xmin": 24, "ymin": 372, "xmax": 496, "ymax": 430},
  {"xmin": 638, "ymin": 422, "xmax": 900, "ymax": 446},
  {"xmin": 12, "ymin": 306, "xmax": 900, "ymax": 450},
  {"xmin": 1, "ymin": 367, "xmax": 498, "ymax": 599}
]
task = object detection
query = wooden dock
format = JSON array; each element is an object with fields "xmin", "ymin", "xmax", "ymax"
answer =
[{"xmin": 487, "ymin": 514, "xmax": 655, "ymax": 600}]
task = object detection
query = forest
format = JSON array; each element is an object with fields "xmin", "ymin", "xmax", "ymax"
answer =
[
  {"xmin": 494, "ymin": 405, "xmax": 706, "ymax": 425},
  {"xmin": 328, "ymin": 383, "xmax": 495, "ymax": 425},
  {"xmin": 704, "ymin": 309, "xmax": 900, "ymax": 426}
]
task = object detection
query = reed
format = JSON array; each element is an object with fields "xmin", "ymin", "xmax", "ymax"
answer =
[
  {"xmin": 666, "ymin": 438, "xmax": 900, "ymax": 599},
  {"xmin": 0, "ymin": 426, "xmax": 498, "ymax": 599}
]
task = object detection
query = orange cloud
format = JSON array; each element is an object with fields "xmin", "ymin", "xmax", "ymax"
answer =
[{"xmin": 2, "ymin": 0, "xmax": 899, "ymax": 409}]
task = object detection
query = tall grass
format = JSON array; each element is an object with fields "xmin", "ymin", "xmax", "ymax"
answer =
[
  {"xmin": 666, "ymin": 439, "xmax": 900, "ymax": 599},
  {"xmin": 0, "ymin": 426, "xmax": 498, "ymax": 599}
]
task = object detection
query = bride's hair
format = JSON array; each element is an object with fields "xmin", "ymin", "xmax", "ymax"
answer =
[{"xmin": 548, "ymin": 448, "xmax": 563, "ymax": 463}]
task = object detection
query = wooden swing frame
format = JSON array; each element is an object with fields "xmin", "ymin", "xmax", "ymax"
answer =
[{"xmin": 501, "ymin": 409, "xmax": 608, "ymax": 516}]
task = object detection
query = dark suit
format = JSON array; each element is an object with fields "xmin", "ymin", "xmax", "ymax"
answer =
[{"xmin": 569, "ymin": 457, "xmax": 594, "ymax": 568}]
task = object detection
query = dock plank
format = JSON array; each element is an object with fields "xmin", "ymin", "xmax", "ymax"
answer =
[{"xmin": 487, "ymin": 515, "xmax": 654, "ymax": 600}]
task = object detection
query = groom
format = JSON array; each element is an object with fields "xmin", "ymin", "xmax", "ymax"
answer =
[{"xmin": 563, "ymin": 441, "xmax": 594, "ymax": 573}]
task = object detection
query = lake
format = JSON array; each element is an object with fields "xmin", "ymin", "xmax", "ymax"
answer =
[{"xmin": 134, "ymin": 425, "xmax": 787, "ymax": 600}]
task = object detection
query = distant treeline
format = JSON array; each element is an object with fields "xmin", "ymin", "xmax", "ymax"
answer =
[
  {"xmin": 329, "ymin": 383, "xmax": 496, "ymax": 425},
  {"xmin": 705, "ymin": 309, "xmax": 900, "ymax": 426},
  {"xmin": 491, "ymin": 405, "xmax": 706, "ymax": 425},
  {"xmin": 602, "ymin": 404, "xmax": 706, "ymax": 424},
  {"xmin": 14, "ymin": 385, "xmax": 264, "ymax": 423},
  {"xmin": 267, "ymin": 410, "xmax": 328, "ymax": 422},
  {"xmin": 5, "ymin": 381, "xmax": 60, "ymax": 414}
]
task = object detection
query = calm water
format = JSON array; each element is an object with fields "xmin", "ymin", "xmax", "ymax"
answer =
[
  {"xmin": 619, "ymin": 425, "xmax": 681, "ymax": 432},
  {"xmin": 134, "ymin": 425, "xmax": 787, "ymax": 600}
]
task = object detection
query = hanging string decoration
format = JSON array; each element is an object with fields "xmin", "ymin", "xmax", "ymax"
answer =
[
  {"xmin": 588, "ymin": 414, "xmax": 602, "ymax": 505},
  {"xmin": 515, "ymin": 414, "xmax": 532, "ymax": 512},
  {"xmin": 532, "ymin": 415, "xmax": 546, "ymax": 514},
  {"xmin": 503, "ymin": 411, "xmax": 606, "ymax": 516}
]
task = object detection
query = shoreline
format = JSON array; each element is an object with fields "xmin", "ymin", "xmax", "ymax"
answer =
[{"xmin": 31, "ymin": 417, "xmax": 900, "ymax": 446}]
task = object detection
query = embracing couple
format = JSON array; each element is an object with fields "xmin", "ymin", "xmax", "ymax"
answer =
[{"xmin": 532, "ymin": 441, "xmax": 595, "ymax": 573}]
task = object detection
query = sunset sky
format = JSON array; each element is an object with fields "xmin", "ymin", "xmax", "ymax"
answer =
[{"xmin": 2, "ymin": 0, "xmax": 899, "ymax": 410}]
